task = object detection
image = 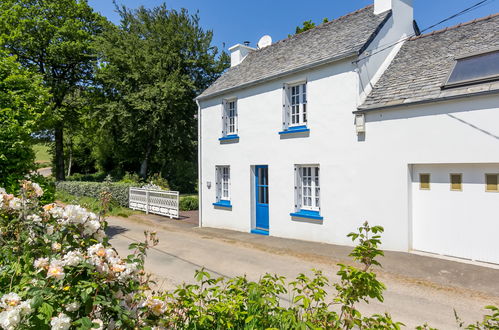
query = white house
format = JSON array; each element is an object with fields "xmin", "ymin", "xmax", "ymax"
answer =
[{"xmin": 196, "ymin": 0, "xmax": 499, "ymax": 265}]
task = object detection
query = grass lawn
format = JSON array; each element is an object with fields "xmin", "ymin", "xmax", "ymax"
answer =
[
  {"xmin": 55, "ymin": 190, "xmax": 141, "ymax": 218},
  {"xmin": 33, "ymin": 143, "xmax": 51, "ymax": 165}
]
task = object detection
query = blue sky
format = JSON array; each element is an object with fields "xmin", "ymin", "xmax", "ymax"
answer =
[{"xmin": 88, "ymin": 0, "xmax": 499, "ymax": 51}]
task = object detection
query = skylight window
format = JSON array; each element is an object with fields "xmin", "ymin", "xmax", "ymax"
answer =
[{"xmin": 443, "ymin": 50, "xmax": 499, "ymax": 88}]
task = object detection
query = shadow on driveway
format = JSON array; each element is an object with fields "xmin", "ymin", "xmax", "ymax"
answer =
[{"xmin": 105, "ymin": 225, "xmax": 129, "ymax": 238}]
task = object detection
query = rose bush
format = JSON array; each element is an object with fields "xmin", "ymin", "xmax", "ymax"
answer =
[{"xmin": 0, "ymin": 181, "xmax": 157, "ymax": 329}]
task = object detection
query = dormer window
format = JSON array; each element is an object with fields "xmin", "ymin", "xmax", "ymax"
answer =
[{"xmin": 443, "ymin": 50, "xmax": 499, "ymax": 88}]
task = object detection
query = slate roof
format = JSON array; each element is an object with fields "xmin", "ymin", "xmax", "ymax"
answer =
[
  {"xmin": 198, "ymin": 5, "xmax": 391, "ymax": 100},
  {"xmin": 359, "ymin": 13, "xmax": 499, "ymax": 111}
]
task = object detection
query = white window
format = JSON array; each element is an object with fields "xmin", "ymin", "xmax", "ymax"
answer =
[
  {"xmin": 222, "ymin": 99, "xmax": 237, "ymax": 136},
  {"xmin": 283, "ymin": 83, "xmax": 307, "ymax": 129},
  {"xmin": 295, "ymin": 165, "xmax": 320, "ymax": 211},
  {"xmin": 216, "ymin": 166, "xmax": 230, "ymax": 200}
]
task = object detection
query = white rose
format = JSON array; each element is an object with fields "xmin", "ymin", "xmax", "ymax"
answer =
[
  {"xmin": 8, "ymin": 198, "xmax": 21, "ymax": 210},
  {"xmin": 65, "ymin": 302, "xmax": 80, "ymax": 312},
  {"xmin": 50, "ymin": 313, "xmax": 71, "ymax": 330},
  {"xmin": 31, "ymin": 182, "xmax": 44, "ymax": 197},
  {"xmin": 51, "ymin": 242, "xmax": 62, "ymax": 252},
  {"xmin": 0, "ymin": 293, "xmax": 21, "ymax": 309},
  {"xmin": 34, "ymin": 257, "xmax": 49, "ymax": 270},
  {"xmin": 62, "ymin": 250, "xmax": 83, "ymax": 267},
  {"xmin": 47, "ymin": 261, "xmax": 65, "ymax": 280},
  {"xmin": 0, "ymin": 308, "xmax": 21, "ymax": 330},
  {"xmin": 46, "ymin": 225, "xmax": 54, "ymax": 235},
  {"xmin": 83, "ymin": 220, "xmax": 100, "ymax": 235}
]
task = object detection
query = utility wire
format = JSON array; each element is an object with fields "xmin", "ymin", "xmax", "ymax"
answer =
[{"xmin": 353, "ymin": 0, "xmax": 496, "ymax": 63}]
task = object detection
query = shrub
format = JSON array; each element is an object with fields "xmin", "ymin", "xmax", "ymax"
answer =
[
  {"xmin": 65, "ymin": 172, "xmax": 107, "ymax": 182},
  {"xmin": 55, "ymin": 181, "xmax": 135, "ymax": 207},
  {"xmin": 179, "ymin": 195, "xmax": 198, "ymax": 211},
  {"xmin": 119, "ymin": 172, "xmax": 142, "ymax": 184},
  {"xmin": 145, "ymin": 173, "xmax": 169, "ymax": 190},
  {"xmin": 30, "ymin": 174, "xmax": 55, "ymax": 205},
  {"xmin": 0, "ymin": 181, "xmax": 157, "ymax": 328}
]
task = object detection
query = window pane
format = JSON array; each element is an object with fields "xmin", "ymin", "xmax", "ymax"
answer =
[
  {"xmin": 420, "ymin": 174, "xmax": 430, "ymax": 190},
  {"xmin": 447, "ymin": 51, "xmax": 499, "ymax": 86},
  {"xmin": 486, "ymin": 174, "xmax": 498, "ymax": 192},
  {"xmin": 450, "ymin": 174, "xmax": 462, "ymax": 191}
]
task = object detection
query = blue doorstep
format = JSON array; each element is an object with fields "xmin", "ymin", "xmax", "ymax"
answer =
[
  {"xmin": 219, "ymin": 134, "xmax": 239, "ymax": 141},
  {"xmin": 213, "ymin": 200, "xmax": 232, "ymax": 208},
  {"xmin": 290, "ymin": 209, "xmax": 323, "ymax": 220},
  {"xmin": 251, "ymin": 228, "xmax": 269, "ymax": 236},
  {"xmin": 278, "ymin": 125, "xmax": 310, "ymax": 135}
]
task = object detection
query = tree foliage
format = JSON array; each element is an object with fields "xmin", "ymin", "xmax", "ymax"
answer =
[
  {"xmin": 292, "ymin": 17, "xmax": 329, "ymax": 35},
  {"xmin": 94, "ymin": 4, "xmax": 229, "ymax": 191},
  {"xmin": 0, "ymin": 52, "xmax": 49, "ymax": 192},
  {"xmin": 0, "ymin": 0, "xmax": 108, "ymax": 180}
]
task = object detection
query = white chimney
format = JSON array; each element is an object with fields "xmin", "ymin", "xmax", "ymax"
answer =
[
  {"xmin": 374, "ymin": 0, "xmax": 413, "ymax": 23},
  {"xmin": 229, "ymin": 43, "xmax": 255, "ymax": 67},
  {"xmin": 374, "ymin": 0, "xmax": 413, "ymax": 36}
]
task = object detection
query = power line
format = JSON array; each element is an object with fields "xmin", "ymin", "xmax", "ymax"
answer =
[{"xmin": 353, "ymin": 0, "xmax": 496, "ymax": 64}]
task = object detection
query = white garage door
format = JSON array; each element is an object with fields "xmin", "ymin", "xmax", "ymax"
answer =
[{"xmin": 412, "ymin": 164, "xmax": 499, "ymax": 264}]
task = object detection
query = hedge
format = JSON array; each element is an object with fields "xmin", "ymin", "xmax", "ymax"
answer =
[
  {"xmin": 179, "ymin": 195, "xmax": 198, "ymax": 211},
  {"xmin": 55, "ymin": 181, "xmax": 136, "ymax": 207}
]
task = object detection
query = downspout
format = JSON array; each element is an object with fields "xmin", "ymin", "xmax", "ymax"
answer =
[{"xmin": 196, "ymin": 98, "xmax": 202, "ymax": 228}]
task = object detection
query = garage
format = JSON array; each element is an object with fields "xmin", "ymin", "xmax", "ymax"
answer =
[{"xmin": 411, "ymin": 164, "xmax": 499, "ymax": 264}]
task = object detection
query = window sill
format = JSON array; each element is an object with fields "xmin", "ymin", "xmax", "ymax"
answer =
[
  {"xmin": 279, "ymin": 126, "xmax": 310, "ymax": 135},
  {"xmin": 213, "ymin": 200, "xmax": 232, "ymax": 209},
  {"xmin": 290, "ymin": 210, "xmax": 323, "ymax": 220},
  {"xmin": 219, "ymin": 134, "xmax": 239, "ymax": 142}
]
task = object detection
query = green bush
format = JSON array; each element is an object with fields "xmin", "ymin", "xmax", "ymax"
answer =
[
  {"xmin": 145, "ymin": 173, "xmax": 169, "ymax": 190},
  {"xmin": 31, "ymin": 174, "xmax": 55, "ymax": 205},
  {"xmin": 179, "ymin": 195, "xmax": 198, "ymax": 211},
  {"xmin": 65, "ymin": 172, "xmax": 107, "ymax": 182},
  {"xmin": 55, "ymin": 181, "xmax": 136, "ymax": 207}
]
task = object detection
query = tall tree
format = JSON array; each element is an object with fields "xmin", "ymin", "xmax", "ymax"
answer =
[
  {"xmin": 96, "ymin": 4, "xmax": 229, "ymax": 189},
  {"xmin": 0, "ymin": 0, "xmax": 107, "ymax": 180},
  {"xmin": 0, "ymin": 52, "xmax": 49, "ymax": 191}
]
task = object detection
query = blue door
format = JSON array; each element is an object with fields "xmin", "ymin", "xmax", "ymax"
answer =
[{"xmin": 254, "ymin": 165, "xmax": 269, "ymax": 234}]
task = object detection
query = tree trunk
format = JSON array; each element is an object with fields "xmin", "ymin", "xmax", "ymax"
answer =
[
  {"xmin": 139, "ymin": 142, "xmax": 153, "ymax": 179},
  {"xmin": 66, "ymin": 143, "xmax": 72, "ymax": 177},
  {"xmin": 54, "ymin": 125, "xmax": 65, "ymax": 181}
]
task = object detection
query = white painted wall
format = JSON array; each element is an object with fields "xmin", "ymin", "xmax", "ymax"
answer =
[
  {"xmin": 200, "ymin": 63, "xmax": 499, "ymax": 252},
  {"xmin": 412, "ymin": 163, "xmax": 499, "ymax": 264}
]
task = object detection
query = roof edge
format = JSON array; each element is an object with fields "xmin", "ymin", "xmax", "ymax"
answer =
[
  {"xmin": 409, "ymin": 12, "xmax": 499, "ymax": 41},
  {"xmin": 358, "ymin": 11, "xmax": 393, "ymax": 55},
  {"xmin": 197, "ymin": 51, "xmax": 358, "ymax": 101},
  {"xmin": 355, "ymin": 89, "xmax": 499, "ymax": 113}
]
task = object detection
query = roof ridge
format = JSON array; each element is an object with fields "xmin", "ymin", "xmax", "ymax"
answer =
[
  {"xmin": 252, "ymin": 5, "xmax": 375, "ymax": 53},
  {"xmin": 409, "ymin": 12, "xmax": 499, "ymax": 41}
]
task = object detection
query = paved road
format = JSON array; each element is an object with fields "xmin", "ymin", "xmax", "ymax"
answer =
[
  {"xmin": 107, "ymin": 216, "xmax": 499, "ymax": 329},
  {"xmin": 37, "ymin": 167, "xmax": 52, "ymax": 177}
]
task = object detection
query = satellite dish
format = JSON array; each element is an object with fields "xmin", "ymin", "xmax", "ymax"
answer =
[{"xmin": 257, "ymin": 35, "xmax": 272, "ymax": 49}]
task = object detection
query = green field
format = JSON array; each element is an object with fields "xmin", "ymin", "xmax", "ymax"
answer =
[{"xmin": 33, "ymin": 143, "xmax": 51, "ymax": 165}]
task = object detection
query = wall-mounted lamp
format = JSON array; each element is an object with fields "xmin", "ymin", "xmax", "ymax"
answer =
[{"xmin": 355, "ymin": 114, "xmax": 366, "ymax": 133}]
